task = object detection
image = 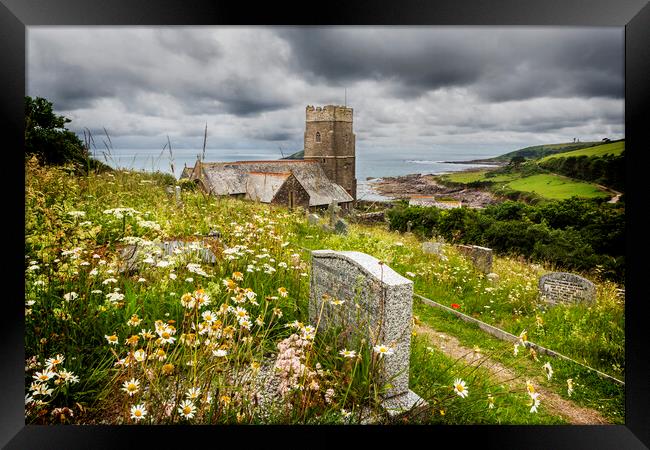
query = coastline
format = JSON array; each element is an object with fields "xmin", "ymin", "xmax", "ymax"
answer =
[{"xmin": 364, "ymin": 171, "xmax": 499, "ymax": 208}]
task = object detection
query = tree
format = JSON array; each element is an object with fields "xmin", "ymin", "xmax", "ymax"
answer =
[
  {"xmin": 24, "ymin": 96, "xmax": 109, "ymax": 172},
  {"xmin": 509, "ymin": 155, "xmax": 526, "ymax": 167}
]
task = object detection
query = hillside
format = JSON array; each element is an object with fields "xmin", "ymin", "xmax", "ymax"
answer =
[
  {"xmin": 538, "ymin": 140, "xmax": 624, "ymax": 162},
  {"xmin": 281, "ymin": 149, "xmax": 304, "ymax": 159},
  {"xmin": 487, "ymin": 141, "xmax": 603, "ymax": 162}
]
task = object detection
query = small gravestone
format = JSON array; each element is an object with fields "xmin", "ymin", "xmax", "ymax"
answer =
[
  {"xmin": 118, "ymin": 239, "xmax": 217, "ymax": 273},
  {"xmin": 456, "ymin": 244, "xmax": 493, "ymax": 274},
  {"xmin": 309, "ymin": 250, "xmax": 427, "ymax": 417},
  {"xmin": 165, "ymin": 186, "xmax": 174, "ymax": 198},
  {"xmin": 422, "ymin": 242, "xmax": 443, "ymax": 256},
  {"xmin": 308, "ymin": 213, "xmax": 320, "ymax": 225},
  {"xmin": 174, "ymin": 186, "xmax": 182, "ymax": 206},
  {"xmin": 327, "ymin": 201, "xmax": 341, "ymax": 227},
  {"xmin": 486, "ymin": 272, "xmax": 499, "ymax": 282},
  {"xmin": 334, "ymin": 218, "xmax": 349, "ymax": 235},
  {"xmin": 538, "ymin": 272, "xmax": 596, "ymax": 305},
  {"xmin": 406, "ymin": 221, "xmax": 413, "ymax": 233}
]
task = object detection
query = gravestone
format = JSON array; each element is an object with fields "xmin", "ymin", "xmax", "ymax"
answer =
[
  {"xmin": 119, "ymin": 239, "xmax": 217, "ymax": 273},
  {"xmin": 327, "ymin": 201, "xmax": 341, "ymax": 227},
  {"xmin": 456, "ymin": 244, "xmax": 493, "ymax": 274},
  {"xmin": 308, "ymin": 213, "xmax": 320, "ymax": 225},
  {"xmin": 334, "ymin": 218, "xmax": 349, "ymax": 235},
  {"xmin": 309, "ymin": 250, "xmax": 426, "ymax": 417},
  {"xmin": 421, "ymin": 242, "xmax": 443, "ymax": 257},
  {"xmin": 406, "ymin": 221, "xmax": 413, "ymax": 233},
  {"xmin": 174, "ymin": 186, "xmax": 182, "ymax": 206},
  {"xmin": 538, "ymin": 272, "xmax": 596, "ymax": 305}
]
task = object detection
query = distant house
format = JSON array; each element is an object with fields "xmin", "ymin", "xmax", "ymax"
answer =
[
  {"xmin": 183, "ymin": 159, "xmax": 353, "ymax": 210},
  {"xmin": 181, "ymin": 105, "xmax": 357, "ymax": 211},
  {"xmin": 602, "ymin": 137, "xmax": 611, "ymax": 143},
  {"xmin": 409, "ymin": 195, "xmax": 462, "ymax": 209}
]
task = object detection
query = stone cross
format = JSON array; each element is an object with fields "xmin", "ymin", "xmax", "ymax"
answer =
[{"xmin": 309, "ymin": 250, "xmax": 426, "ymax": 417}]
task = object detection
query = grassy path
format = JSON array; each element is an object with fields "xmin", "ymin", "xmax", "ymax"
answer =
[{"xmin": 414, "ymin": 324, "xmax": 610, "ymax": 424}]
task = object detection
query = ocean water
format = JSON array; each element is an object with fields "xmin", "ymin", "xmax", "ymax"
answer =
[{"xmin": 97, "ymin": 147, "xmax": 502, "ymax": 202}]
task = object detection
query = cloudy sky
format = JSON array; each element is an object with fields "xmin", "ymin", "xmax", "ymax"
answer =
[{"xmin": 27, "ymin": 26, "xmax": 624, "ymax": 164}]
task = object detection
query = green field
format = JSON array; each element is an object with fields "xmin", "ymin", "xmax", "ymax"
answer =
[
  {"xmin": 439, "ymin": 170, "xmax": 515, "ymax": 184},
  {"xmin": 539, "ymin": 141, "xmax": 624, "ymax": 162},
  {"xmin": 503, "ymin": 174, "xmax": 610, "ymax": 199}
]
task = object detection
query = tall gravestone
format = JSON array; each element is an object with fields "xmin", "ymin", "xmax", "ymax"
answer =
[
  {"xmin": 456, "ymin": 244, "xmax": 493, "ymax": 274},
  {"xmin": 309, "ymin": 250, "xmax": 426, "ymax": 416},
  {"xmin": 538, "ymin": 272, "xmax": 596, "ymax": 305}
]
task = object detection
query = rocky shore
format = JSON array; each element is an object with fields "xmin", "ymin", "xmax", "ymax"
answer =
[{"xmin": 371, "ymin": 173, "xmax": 500, "ymax": 208}]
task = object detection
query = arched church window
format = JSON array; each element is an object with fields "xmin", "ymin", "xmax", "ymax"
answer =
[{"xmin": 315, "ymin": 132, "xmax": 321, "ymax": 143}]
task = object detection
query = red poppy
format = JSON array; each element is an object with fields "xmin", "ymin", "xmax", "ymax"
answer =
[{"xmin": 451, "ymin": 303, "xmax": 461, "ymax": 310}]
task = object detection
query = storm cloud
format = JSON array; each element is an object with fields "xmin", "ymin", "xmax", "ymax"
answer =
[{"xmin": 27, "ymin": 26, "xmax": 624, "ymax": 157}]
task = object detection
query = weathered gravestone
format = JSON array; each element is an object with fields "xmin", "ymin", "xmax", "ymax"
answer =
[
  {"xmin": 456, "ymin": 244, "xmax": 493, "ymax": 274},
  {"xmin": 327, "ymin": 201, "xmax": 341, "ymax": 227},
  {"xmin": 334, "ymin": 218, "xmax": 349, "ymax": 235},
  {"xmin": 538, "ymin": 272, "xmax": 596, "ymax": 305},
  {"xmin": 406, "ymin": 221, "xmax": 413, "ymax": 233},
  {"xmin": 421, "ymin": 241, "xmax": 443, "ymax": 257},
  {"xmin": 309, "ymin": 250, "xmax": 427, "ymax": 417},
  {"xmin": 119, "ymin": 239, "xmax": 218, "ymax": 273},
  {"xmin": 308, "ymin": 213, "xmax": 320, "ymax": 225}
]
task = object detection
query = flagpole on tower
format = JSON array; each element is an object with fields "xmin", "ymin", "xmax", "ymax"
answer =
[{"xmin": 344, "ymin": 88, "xmax": 347, "ymax": 107}]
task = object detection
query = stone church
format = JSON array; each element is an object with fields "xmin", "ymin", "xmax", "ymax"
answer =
[{"xmin": 182, "ymin": 105, "xmax": 357, "ymax": 211}]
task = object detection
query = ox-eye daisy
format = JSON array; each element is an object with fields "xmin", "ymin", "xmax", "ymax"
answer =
[
  {"xmin": 373, "ymin": 344, "xmax": 394, "ymax": 357},
  {"xmin": 122, "ymin": 378, "xmax": 140, "ymax": 396},
  {"xmin": 130, "ymin": 403, "xmax": 147, "ymax": 422},
  {"xmin": 178, "ymin": 400, "xmax": 196, "ymax": 419},
  {"xmin": 453, "ymin": 378, "xmax": 469, "ymax": 398}
]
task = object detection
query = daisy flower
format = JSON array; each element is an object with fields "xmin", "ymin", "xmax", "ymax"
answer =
[
  {"xmin": 542, "ymin": 362, "xmax": 553, "ymax": 380},
  {"xmin": 45, "ymin": 354, "xmax": 65, "ymax": 369},
  {"xmin": 130, "ymin": 403, "xmax": 147, "ymax": 422},
  {"xmin": 133, "ymin": 349, "xmax": 147, "ymax": 362},
  {"xmin": 232, "ymin": 271, "xmax": 243, "ymax": 281},
  {"xmin": 122, "ymin": 378, "xmax": 140, "ymax": 396},
  {"xmin": 373, "ymin": 344, "xmax": 395, "ymax": 357},
  {"xmin": 178, "ymin": 400, "xmax": 196, "ymax": 419},
  {"xmin": 212, "ymin": 349, "xmax": 227, "ymax": 357},
  {"xmin": 529, "ymin": 392, "xmax": 541, "ymax": 413},
  {"xmin": 105, "ymin": 334, "xmax": 119, "ymax": 345},
  {"xmin": 453, "ymin": 378, "xmax": 469, "ymax": 398},
  {"xmin": 185, "ymin": 387, "xmax": 201, "ymax": 400},
  {"xmin": 339, "ymin": 349, "xmax": 357, "ymax": 358},
  {"xmin": 277, "ymin": 287, "xmax": 288, "ymax": 297},
  {"xmin": 330, "ymin": 298, "xmax": 345, "ymax": 306},
  {"xmin": 33, "ymin": 370, "xmax": 56, "ymax": 382},
  {"xmin": 567, "ymin": 378, "xmax": 574, "ymax": 397}
]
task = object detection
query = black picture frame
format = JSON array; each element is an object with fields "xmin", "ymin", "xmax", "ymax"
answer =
[{"xmin": 2, "ymin": 1, "xmax": 648, "ymax": 448}]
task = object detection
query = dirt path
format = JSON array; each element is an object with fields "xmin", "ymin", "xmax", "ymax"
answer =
[{"xmin": 414, "ymin": 324, "xmax": 610, "ymax": 424}]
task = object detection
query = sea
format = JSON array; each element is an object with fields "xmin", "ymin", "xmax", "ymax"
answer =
[{"xmin": 96, "ymin": 146, "xmax": 506, "ymax": 202}]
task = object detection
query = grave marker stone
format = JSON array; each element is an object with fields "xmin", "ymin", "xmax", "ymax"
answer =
[
  {"xmin": 309, "ymin": 250, "xmax": 426, "ymax": 416},
  {"xmin": 538, "ymin": 272, "xmax": 596, "ymax": 305},
  {"xmin": 456, "ymin": 244, "xmax": 493, "ymax": 274}
]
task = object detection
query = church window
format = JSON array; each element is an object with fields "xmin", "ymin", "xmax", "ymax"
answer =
[{"xmin": 315, "ymin": 132, "xmax": 321, "ymax": 143}]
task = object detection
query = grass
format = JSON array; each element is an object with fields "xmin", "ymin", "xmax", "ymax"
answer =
[
  {"xmin": 502, "ymin": 174, "xmax": 610, "ymax": 199},
  {"xmin": 412, "ymin": 300, "xmax": 624, "ymax": 423},
  {"xmin": 538, "ymin": 141, "xmax": 625, "ymax": 162},
  {"xmin": 24, "ymin": 157, "xmax": 624, "ymax": 424}
]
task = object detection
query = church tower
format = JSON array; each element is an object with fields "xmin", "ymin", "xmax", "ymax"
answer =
[{"xmin": 304, "ymin": 105, "xmax": 357, "ymax": 200}]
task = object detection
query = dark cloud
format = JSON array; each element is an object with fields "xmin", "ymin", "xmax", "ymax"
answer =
[
  {"xmin": 27, "ymin": 27, "xmax": 624, "ymax": 153},
  {"xmin": 278, "ymin": 27, "xmax": 623, "ymax": 101}
]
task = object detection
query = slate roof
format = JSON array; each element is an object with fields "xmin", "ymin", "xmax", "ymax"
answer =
[
  {"xmin": 245, "ymin": 172, "xmax": 292, "ymax": 203},
  {"xmin": 189, "ymin": 160, "xmax": 353, "ymax": 207}
]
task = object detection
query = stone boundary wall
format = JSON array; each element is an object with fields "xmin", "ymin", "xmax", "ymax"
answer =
[
  {"xmin": 456, "ymin": 244, "xmax": 493, "ymax": 274},
  {"xmin": 539, "ymin": 272, "xmax": 596, "ymax": 305}
]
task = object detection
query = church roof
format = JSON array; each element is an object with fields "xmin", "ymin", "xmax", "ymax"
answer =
[
  {"xmin": 190, "ymin": 160, "xmax": 353, "ymax": 206},
  {"xmin": 245, "ymin": 172, "xmax": 292, "ymax": 203}
]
